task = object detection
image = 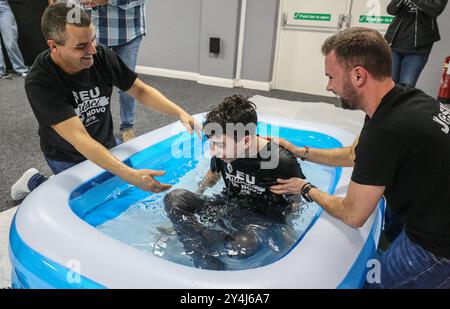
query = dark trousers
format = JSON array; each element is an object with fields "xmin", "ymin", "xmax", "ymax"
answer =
[{"xmin": 163, "ymin": 189, "xmax": 294, "ymax": 270}]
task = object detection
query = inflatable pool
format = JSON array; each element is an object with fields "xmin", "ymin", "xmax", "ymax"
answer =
[{"xmin": 9, "ymin": 111, "xmax": 384, "ymax": 289}]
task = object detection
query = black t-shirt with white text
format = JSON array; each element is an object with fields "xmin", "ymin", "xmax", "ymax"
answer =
[
  {"xmin": 210, "ymin": 141, "xmax": 305, "ymax": 204},
  {"xmin": 25, "ymin": 44, "xmax": 137, "ymax": 162},
  {"xmin": 352, "ymin": 85, "xmax": 450, "ymax": 258}
]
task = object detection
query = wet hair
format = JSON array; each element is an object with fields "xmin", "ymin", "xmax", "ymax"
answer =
[
  {"xmin": 41, "ymin": 1, "xmax": 91, "ymax": 45},
  {"xmin": 321, "ymin": 27, "xmax": 391, "ymax": 80},
  {"xmin": 203, "ymin": 95, "xmax": 258, "ymax": 141}
]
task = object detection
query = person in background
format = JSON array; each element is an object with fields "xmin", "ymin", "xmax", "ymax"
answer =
[
  {"xmin": 384, "ymin": 0, "xmax": 448, "ymax": 87},
  {"xmin": 0, "ymin": 0, "xmax": 28, "ymax": 78},
  {"xmin": 80, "ymin": 0, "xmax": 147, "ymax": 142}
]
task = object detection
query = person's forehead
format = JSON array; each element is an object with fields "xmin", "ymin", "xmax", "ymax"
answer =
[{"xmin": 65, "ymin": 24, "xmax": 95, "ymax": 42}]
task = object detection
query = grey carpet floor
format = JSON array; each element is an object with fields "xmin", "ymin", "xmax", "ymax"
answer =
[{"xmin": 0, "ymin": 74, "xmax": 336, "ymax": 212}]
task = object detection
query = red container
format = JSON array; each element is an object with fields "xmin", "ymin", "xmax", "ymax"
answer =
[{"xmin": 437, "ymin": 56, "xmax": 450, "ymax": 104}]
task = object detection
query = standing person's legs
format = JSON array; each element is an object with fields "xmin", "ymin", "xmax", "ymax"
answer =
[
  {"xmin": 0, "ymin": 1, "xmax": 27, "ymax": 75},
  {"xmin": 11, "ymin": 157, "xmax": 79, "ymax": 201},
  {"xmin": 398, "ymin": 52, "xmax": 429, "ymax": 87},
  {"xmin": 365, "ymin": 230, "xmax": 450, "ymax": 289},
  {"xmin": 0, "ymin": 36, "xmax": 6, "ymax": 76},
  {"xmin": 0, "ymin": 1, "xmax": 9, "ymax": 76},
  {"xmin": 111, "ymin": 35, "xmax": 143, "ymax": 140},
  {"xmin": 391, "ymin": 50, "xmax": 402, "ymax": 84},
  {"xmin": 163, "ymin": 189, "xmax": 227, "ymax": 270}
]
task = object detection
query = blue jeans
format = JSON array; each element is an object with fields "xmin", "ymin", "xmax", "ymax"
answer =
[
  {"xmin": 365, "ymin": 230, "xmax": 450, "ymax": 289},
  {"xmin": 111, "ymin": 35, "xmax": 143, "ymax": 131},
  {"xmin": 27, "ymin": 157, "xmax": 80, "ymax": 192},
  {"xmin": 0, "ymin": 1, "xmax": 27, "ymax": 75},
  {"xmin": 391, "ymin": 51, "xmax": 429, "ymax": 87},
  {"xmin": 28, "ymin": 137, "xmax": 120, "ymax": 192}
]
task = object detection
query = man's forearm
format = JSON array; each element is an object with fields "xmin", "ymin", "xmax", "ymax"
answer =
[
  {"xmin": 74, "ymin": 135, "xmax": 136, "ymax": 182},
  {"xmin": 130, "ymin": 80, "xmax": 186, "ymax": 119},
  {"xmin": 309, "ymin": 188, "xmax": 346, "ymax": 222},
  {"xmin": 299, "ymin": 147, "xmax": 355, "ymax": 167}
]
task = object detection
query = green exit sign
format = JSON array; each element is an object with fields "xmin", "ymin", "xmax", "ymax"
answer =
[
  {"xmin": 294, "ymin": 12, "xmax": 332, "ymax": 21},
  {"xmin": 359, "ymin": 15, "xmax": 394, "ymax": 24}
]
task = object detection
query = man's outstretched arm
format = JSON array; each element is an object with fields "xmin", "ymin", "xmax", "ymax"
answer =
[
  {"xmin": 270, "ymin": 136, "xmax": 359, "ymax": 167},
  {"xmin": 127, "ymin": 78, "xmax": 202, "ymax": 138},
  {"xmin": 52, "ymin": 116, "xmax": 172, "ymax": 193},
  {"xmin": 270, "ymin": 178, "xmax": 384, "ymax": 228}
]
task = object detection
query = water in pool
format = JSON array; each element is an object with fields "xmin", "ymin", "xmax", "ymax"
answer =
[{"xmin": 71, "ymin": 123, "xmax": 342, "ymax": 271}]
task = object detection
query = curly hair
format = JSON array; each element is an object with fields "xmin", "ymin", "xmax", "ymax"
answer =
[{"xmin": 203, "ymin": 95, "xmax": 257, "ymax": 141}]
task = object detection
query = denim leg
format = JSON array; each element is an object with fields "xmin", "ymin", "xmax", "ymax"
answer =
[
  {"xmin": 0, "ymin": 36, "xmax": 5, "ymax": 75},
  {"xmin": 163, "ymin": 189, "xmax": 227, "ymax": 270},
  {"xmin": 398, "ymin": 53, "xmax": 429, "ymax": 87},
  {"xmin": 391, "ymin": 50, "xmax": 402, "ymax": 84},
  {"xmin": 0, "ymin": 2, "xmax": 27, "ymax": 74},
  {"xmin": 366, "ymin": 230, "xmax": 450, "ymax": 289},
  {"xmin": 27, "ymin": 173, "xmax": 48, "ymax": 192},
  {"xmin": 27, "ymin": 157, "xmax": 80, "ymax": 192},
  {"xmin": 111, "ymin": 35, "xmax": 143, "ymax": 131},
  {"xmin": 44, "ymin": 156, "xmax": 80, "ymax": 175}
]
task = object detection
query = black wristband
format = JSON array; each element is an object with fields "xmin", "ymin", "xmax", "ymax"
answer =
[{"xmin": 301, "ymin": 182, "xmax": 317, "ymax": 203}]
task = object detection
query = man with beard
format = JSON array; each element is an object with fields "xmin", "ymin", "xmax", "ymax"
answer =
[{"xmin": 270, "ymin": 27, "xmax": 450, "ymax": 288}]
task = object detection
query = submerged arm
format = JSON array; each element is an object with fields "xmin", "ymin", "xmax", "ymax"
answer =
[{"xmin": 197, "ymin": 170, "xmax": 221, "ymax": 194}]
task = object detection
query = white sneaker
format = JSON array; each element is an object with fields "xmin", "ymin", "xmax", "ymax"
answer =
[{"xmin": 11, "ymin": 168, "xmax": 40, "ymax": 201}]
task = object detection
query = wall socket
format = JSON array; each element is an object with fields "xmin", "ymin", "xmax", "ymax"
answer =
[{"xmin": 209, "ymin": 37, "xmax": 221, "ymax": 54}]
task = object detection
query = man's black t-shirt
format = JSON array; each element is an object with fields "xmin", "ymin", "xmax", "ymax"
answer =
[
  {"xmin": 352, "ymin": 85, "xmax": 450, "ymax": 258},
  {"xmin": 210, "ymin": 141, "xmax": 305, "ymax": 202},
  {"xmin": 25, "ymin": 44, "xmax": 138, "ymax": 162}
]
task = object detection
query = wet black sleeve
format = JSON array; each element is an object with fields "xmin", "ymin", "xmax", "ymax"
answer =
[
  {"xmin": 95, "ymin": 44, "xmax": 138, "ymax": 91},
  {"xmin": 276, "ymin": 147, "xmax": 305, "ymax": 180},
  {"xmin": 210, "ymin": 156, "xmax": 219, "ymax": 173},
  {"xmin": 351, "ymin": 127, "xmax": 402, "ymax": 186}
]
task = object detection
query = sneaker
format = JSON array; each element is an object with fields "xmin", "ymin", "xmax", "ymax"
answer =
[
  {"xmin": 121, "ymin": 128, "xmax": 136, "ymax": 142},
  {"xmin": 0, "ymin": 73, "xmax": 12, "ymax": 79},
  {"xmin": 11, "ymin": 168, "xmax": 40, "ymax": 201},
  {"xmin": 17, "ymin": 72, "xmax": 27, "ymax": 77}
]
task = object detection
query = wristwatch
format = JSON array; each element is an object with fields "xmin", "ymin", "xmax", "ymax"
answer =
[
  {"xmin": 300, "ymin": 146, "xmax": 310, "ymax": 161},
  {"xmin": 300, "ymin": 182, "xmax": 317, "ymax": 203}
]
